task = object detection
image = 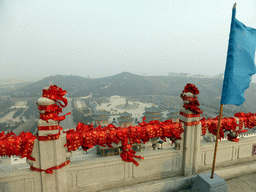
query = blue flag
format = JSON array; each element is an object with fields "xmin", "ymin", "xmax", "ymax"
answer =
[{"xmin": 221, "ymin": 7, "xmax": 256, "ymax": 106}]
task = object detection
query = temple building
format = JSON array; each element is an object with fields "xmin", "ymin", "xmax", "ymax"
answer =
[
  {"xmin": 166, "ymin": 108, "xmax": 180, "ymax": 122},
  {"xmin": 142, "ymin": 104, "xmax": 165, "ymax": 150},
  {"xmin": 93, "ymin": 110, "xmax": 110, "ymax": 127},
  {"xmin": 117, "ymin": 111, "xmax": 134, "ymax": 127},
  {"xmin": 142, "ymin": 105, "xmax": 165, "ymax": 123}
]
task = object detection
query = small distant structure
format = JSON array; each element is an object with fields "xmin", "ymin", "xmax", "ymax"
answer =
[
  {"xmin": 111, "ymin": 117, "xmax": 117, "ymax": 125},
  {"xmin": 11, "ymin": 101, "xmax": 27, "ymax": 109},
  {"xmin": 111, "ymin": 95, "xmax": 120, "ymax": 99},
  {"xmin": 74, "ymin": 100, "xmax": 87, "ymax": 110},
  {"xmin": 191, "ymin": 74, "xmax": 207, "ymax": 78},
  {"xmin": 4, "ymin": 119, "xmax": 16, "ymax": 127},
  {"xmin": 124, "ymin": 99, "xmax": 130, "ymax": 108},
  {"xmin": 212, "ymin": 73, "xmax": 224, "ymax": 79},
  {"xmin": 11, "ymin": 155, "xmax": 27, "ymax": 165},
  {"xmin": 0, "ymin": 95, "xmax": 11, "ymax": 99},
  {"xmin": 168, "ymin": 72, "xmax": 190, "ymax": 77}
]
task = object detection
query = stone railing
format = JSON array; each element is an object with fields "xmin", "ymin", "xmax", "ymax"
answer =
[{"xmin": 1, "ymin": 84, "xmax": 256, "ymax": 192}]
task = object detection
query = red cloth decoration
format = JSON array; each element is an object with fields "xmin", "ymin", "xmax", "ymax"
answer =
[
  {"xmin": 30, "ymin": 160, "xmax": 70, "ymax": 174},
  {"xmin": 183, "ymin": 83, "xmax": 200, "ymax": 94},
  {"xmin": 63, "ymin": 119, "xmax": 184, "ymax": 166},
  {"xmin": 180, "ymin": 111, "xmax": 200, "ymax": 118},
  {"xmin": 0, "ymin": 131, "xmax": 36, "ymax": 161},
  {"xmin": 37, "ymin": 130, "xmax": 61, "ymax": 141},
  {"xmin": 180, "ymin": 84, "xmax": 203, "ymax": 114},
  {"xmin": 42, "ymin": 85, "xmax": 68, "ymax": 108}
]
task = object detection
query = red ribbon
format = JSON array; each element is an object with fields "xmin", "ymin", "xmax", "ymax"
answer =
[
  {"xmin": 200, "ymin": 117, "xmax": 208, "ymax": 135},
  {"xmin": 37, "ymin": 104, "xmax": 62, "ymax": 114},
  {"xmin": 38, "ymin": 125, "xmax": 60, "ymax": 131},
  {"xmin": 180, "ymin": 111, "xmax": 200, "ymax": 118},
  {"xmin": 39, "ymin": 111, "xmax": 71, "ymax": 123},
  {"xmin": 42, "ymin": 85, "xmax": 68, "ymax": 108},
  {"xmin": 180, "ymin": 120, "xmax": 200, "ymax": 126},
  {"xmin": 183, "ymin": 83, "xmax": 200, "ymax": 94},
  {"xmin": 180, "ymin": 84, "xmax": 203, "ymax": 114},
  {"xmin": 30, "ymin": 160, "xmax": 70, "ymax": 174},
  {"xmin": 37, "ymin": 129, "xmax": 61, "ymax": 141}
]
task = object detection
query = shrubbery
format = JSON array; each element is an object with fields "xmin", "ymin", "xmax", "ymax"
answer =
[
  {"xmin": 23, "ymin": 98, "xmax": 39, "ymax": 119},
  {"xmin": 12, "ymin": 108, "xmax": 25, "ymax": 119}
]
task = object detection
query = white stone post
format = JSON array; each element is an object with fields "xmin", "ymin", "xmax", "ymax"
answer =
[
  {"xmin": 180, "ymin": 92, "xmax": 201, "ymax": 176},
  {"xmin": 26, "ymin": 87, "xmax": 72, "ymax": 192}
]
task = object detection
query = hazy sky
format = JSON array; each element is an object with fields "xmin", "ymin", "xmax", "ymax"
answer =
[{"xmin": 1, "ymin": 0, "xmax": 256, "ymax": 82}]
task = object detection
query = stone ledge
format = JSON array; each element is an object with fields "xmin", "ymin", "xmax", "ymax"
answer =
[{"xmin": 99, "ymin": 160, "xmax": 256, "ymax": 192}]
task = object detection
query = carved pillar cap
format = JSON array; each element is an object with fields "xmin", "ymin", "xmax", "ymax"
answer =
[{"xmin": 37, "ymin": 97, "xmax": 56, "ymax": 106}]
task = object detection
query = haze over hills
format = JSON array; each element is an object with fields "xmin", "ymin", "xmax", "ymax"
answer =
[{"xmin": 0, "ymin": 72, "xmax": 255, "ymax": 113}]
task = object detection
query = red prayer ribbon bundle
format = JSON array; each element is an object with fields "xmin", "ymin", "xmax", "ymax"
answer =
[
  {"xmin": 183, "ymin": 83, "xmax": 200, "ymax": 94},
  {"xmin": 42, "ymin": 85, "xmax": 68, "ymax": 108},
  {"xmin": 38, "ymin": 85, "xmax": 71, "ymax": 123},
  {"xmin": 64, "ymin": 119, "xmax": 184, "ymax": 166},
  {"xmin": 0, "ymin": 131, "xmax": 36, "ymax": 161},
  {"xmin": 180, "ymin": 84, "xmax": 203, "ymax": 114},
  {"xmin": 199, "ymin": 112, "xmax": 256, "ymax": 142}
]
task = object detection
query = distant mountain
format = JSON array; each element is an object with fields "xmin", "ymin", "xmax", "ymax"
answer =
[
  {"xmin": 0, "ymin": 72, "xmax": 256, "ymax": 113},
  {"xmin": 94, "ymin": 72, "xmax": 164, "ymax": 96}
]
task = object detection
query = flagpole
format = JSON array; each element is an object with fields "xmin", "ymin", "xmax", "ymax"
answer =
[
  {"xmin": 210, "ymin": 104, "xmax": 224, "ymax": 179},
  {"xmin": 210, "ymin": 2, "xmax": 237, "ymax": 179}
]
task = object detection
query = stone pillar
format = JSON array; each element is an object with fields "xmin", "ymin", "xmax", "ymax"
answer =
[
  {"xmin": 180, "ymin": 93, "xmax": 201, "ymax": 176},
  {"xmin": 26, "ymin": 87, "xmax": 72, "ymax": 192}
]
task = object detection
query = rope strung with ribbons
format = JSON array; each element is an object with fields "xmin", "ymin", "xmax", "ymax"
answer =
[
  {"xmin": 64, "ymin": 118, "xmax": 184, "ymax": 166},
  {"xmin": 199, "ymin": 113, "xmax": 255, "ymax": 142},
  {"xmin": 0, "ymin": 131, "xmax": 37, "ymax": 161}
]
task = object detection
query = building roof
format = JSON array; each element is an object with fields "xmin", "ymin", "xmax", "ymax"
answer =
[
  {"xmin": 93, "ymin": 116, "xmax": 109, "ymax": 121},
  {"xmin": 167, "ymin": 108, "xmax": 179, "ymax": 113},
  {"xmin": 94, "ymin": 110, "xmax": 110, "ymax": 116},
  {"xmin": 144, "ymin": 117, "xmax": 166, "ymax": 123},
  {"xmin": 117, "ymin": 117, "xmax": 134, "ymax": 122},
  {"xmin": 142, "ymin": 112, "xmax": 164, "ymax": 118},
  {"xmin": 144, "ymin": 106, "xmax": 162, "ymax": 113},
  {"xmin": 118, "ymin": 111, "xmax": 132, "ymax": 117}
]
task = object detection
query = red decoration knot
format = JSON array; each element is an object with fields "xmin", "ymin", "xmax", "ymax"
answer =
[
  {"xmin": 180, "ymin": 83, "xmax": 203, "ymax": 114},
  {"xmin": 30, "ymin": 160, "xmax": 70, "ymax": 174},
  {"xmin": 180, "ymin": 111, "xmax": 200, "ymax": 118}
]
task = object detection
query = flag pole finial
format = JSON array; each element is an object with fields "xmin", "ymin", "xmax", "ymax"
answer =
[{"xmin": 233, "ymin": 3, "xmax": 236, "ymax": 9}]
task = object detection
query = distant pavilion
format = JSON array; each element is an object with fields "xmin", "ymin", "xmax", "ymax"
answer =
[
  {"xmin": 142, "ymin": 105, "xmax": 165, "ymax": 123},
  {"xmin": 166, "ymin": 108, "xmax": 180, "ymax": 122},
  {"xmin": 93, "ymin": 110, "xmax": 110, "ymax": 127},
  {"xmin": 117, "ymin": 111, "xmax": 134, "ymax": 127}
]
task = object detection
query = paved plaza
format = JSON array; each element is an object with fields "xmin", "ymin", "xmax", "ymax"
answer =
[{"xmin": 96, "ymin": 96, "xmax": 168, "ymax": 123}]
